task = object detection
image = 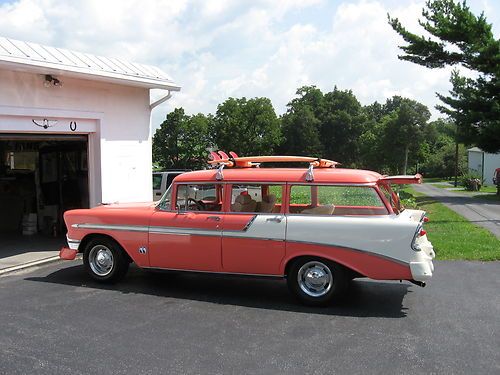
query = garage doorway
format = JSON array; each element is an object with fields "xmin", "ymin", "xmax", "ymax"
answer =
[{"xmin": 0, "ymin": 134, "xmax": 89, "ymax": 259}]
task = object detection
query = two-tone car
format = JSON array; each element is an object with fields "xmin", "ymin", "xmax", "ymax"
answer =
[{"xmin": 60, "ymin": 155, "xmax": 435, "ymax": 306}]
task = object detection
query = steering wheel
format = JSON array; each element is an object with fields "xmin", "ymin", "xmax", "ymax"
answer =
[{"xmin": 187, "ymin": 198, "xmax": 204, "ymax": 211}]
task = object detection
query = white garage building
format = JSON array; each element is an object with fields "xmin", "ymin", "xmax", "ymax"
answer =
[{"xmin": 0, "ymin": 36, "xmax": 180, "ymax": 237}]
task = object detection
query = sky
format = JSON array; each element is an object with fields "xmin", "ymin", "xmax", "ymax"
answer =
[{"xmin": 0, "ymin": 0, "xmax": 498, "ymax": 130}]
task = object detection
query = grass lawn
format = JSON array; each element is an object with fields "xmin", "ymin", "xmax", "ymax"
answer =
[{"xmin": 403, "ymin": 187, "xmax": 500, "ymax": 261}]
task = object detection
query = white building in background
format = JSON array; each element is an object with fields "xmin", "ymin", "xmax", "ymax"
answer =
[
  {"xmin": 467, "ymin": 147, "xmax": 500, "ymax": 186},
  {"xmin": 0, "ymin": 36, "xmax": 180, "ymax": 236}
]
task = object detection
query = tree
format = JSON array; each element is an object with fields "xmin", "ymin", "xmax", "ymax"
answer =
[
  {"xmin": 388, "ymin": 0, "xmax": 500, "ymax": 152},
  {"xmin": 359, "ymin": 96, "xmax": 430, "ymax": 174},
  {"xmin": 280, "ymin": 86, "xmax": 324, "ymax": 156},
  {"xmin": 212, "ymin": 97, "xmax": 282, "ymax": 156},
  {"xmin": 152, "ymin": 108, "xmax": 212, "ymax": 170},
  {"xmin": 321, "ymin": 88, "xmax": 367, "ymax": 165},
  {"xmin": 281, "ymin": 105, "xmax": 324, "ymax": 156}
]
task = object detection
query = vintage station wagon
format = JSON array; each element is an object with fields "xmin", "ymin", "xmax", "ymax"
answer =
[{"xmin": 60, "ymin": 155, "xmax": 435, "ymax": 306}]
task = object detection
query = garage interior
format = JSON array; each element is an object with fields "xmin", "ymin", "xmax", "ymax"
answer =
[{"xmin": 0, "ymin": 134, "xmax": 89, "ymax": 260}]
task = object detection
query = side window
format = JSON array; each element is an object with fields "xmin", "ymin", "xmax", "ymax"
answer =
[
  {"xmin": 289, "ymin": 185, "xmax": 388, "ymax": 215},
  {"xmin": 152, "ymin": 174, "xmax": 162, "ymax": 190},
  {"xmin": 176, "ymin": 184, "xmax": 223, "ymax": 212},
  {"xmin": 230, "ymin": 184, "xmax": 283, "ymax": 213}
]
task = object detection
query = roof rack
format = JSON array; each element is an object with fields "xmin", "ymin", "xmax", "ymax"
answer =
[{"xmin": 208, "ymin": 153, "xmax": 339, "ymax": 169}]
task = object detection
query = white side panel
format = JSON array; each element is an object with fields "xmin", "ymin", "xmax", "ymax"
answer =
[{"xmin": 286, "ymin": 215, "xmax": 420, "ymax": 263}]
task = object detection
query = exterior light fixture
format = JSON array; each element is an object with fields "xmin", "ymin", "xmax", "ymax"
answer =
[{"xmin": 44, "ymin": 74, "xmax": 62, "ymax": 87}]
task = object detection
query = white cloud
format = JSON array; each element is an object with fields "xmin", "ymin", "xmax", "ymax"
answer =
[{"xmin": 1, "ymin": 0, "xmax": 497, "ymax": 128}]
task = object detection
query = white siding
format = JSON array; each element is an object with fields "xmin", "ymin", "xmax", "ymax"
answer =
[{"xmin": 0, "ymin": 69, "xmax": 154, "ymax": 204}]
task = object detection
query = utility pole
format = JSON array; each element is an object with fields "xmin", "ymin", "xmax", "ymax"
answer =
[{"xmin": 454, "ymin": 122, "xmax": 459, "ymax": 187}]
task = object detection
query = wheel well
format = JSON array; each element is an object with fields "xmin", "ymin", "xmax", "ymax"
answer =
[
  {"xmin": 78, "ymin": 234, "xmax": 133, "ymax": 263},
  {"xmin": 284, "ymin": 255, "xmax": 362, "ymax": 279}
]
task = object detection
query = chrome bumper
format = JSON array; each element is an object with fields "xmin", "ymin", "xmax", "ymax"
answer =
[{"xmin": 66, "ymin": 236, "xmax": 81, "ymax": 250}]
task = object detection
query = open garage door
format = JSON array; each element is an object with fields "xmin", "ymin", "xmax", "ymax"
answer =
[{"xmin": 0, "ymin": 134, "xmax": 89, "ymax": 259}]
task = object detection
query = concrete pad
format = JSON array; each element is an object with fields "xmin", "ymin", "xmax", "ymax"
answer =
[{"xmin": 0, "ymin": 251, "xmax": 59, "ymax": 274}]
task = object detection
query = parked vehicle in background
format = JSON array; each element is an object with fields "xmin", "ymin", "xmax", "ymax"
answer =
[
  {"xmin": 153, "ymin": 170, "xmax": 189, "ymax": 201},
  {"xmin": 61, "ymin": 154, "xmax": 434, "ymax": 306}
]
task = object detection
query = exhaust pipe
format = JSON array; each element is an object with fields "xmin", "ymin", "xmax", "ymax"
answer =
[{"xmin": 409, "ymin": 280, "xmax": 426, "ymax": 288}]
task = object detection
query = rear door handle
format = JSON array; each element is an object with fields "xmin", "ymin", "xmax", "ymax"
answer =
[
  {"xmin": 266, "ymin": 216, "xmax": 283, "ymax": 223},
  {"xmin": 207, "ymin": 216, "xmax": 221, "ymax": 221}
]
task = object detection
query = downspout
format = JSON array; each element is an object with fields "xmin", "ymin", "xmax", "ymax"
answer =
[
  {"xmin": 150, "ymin": 90, "xmax": 172, "ymax": 110},
  {"xmin": 481, "ymin": 151, "xmax": 485, "ymax": 182}
]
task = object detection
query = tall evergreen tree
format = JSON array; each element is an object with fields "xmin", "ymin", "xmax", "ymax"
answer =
[{"xmin": 388, "ymin": 0, "xmax": 500, "ymax": 152}]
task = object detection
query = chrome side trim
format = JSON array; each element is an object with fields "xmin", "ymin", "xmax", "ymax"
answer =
[
  {"xmin": 142, "ymin": 266, "xmax": 284, "ymax": 278},
  {"xmin": 242, "ymin": 215, "xmax": 257, "ymax": 231},
  {"xmin": 222, "ymin": 232, "xmax": 285, "ymax": 242},
  {"xmin": 71, "ymin": 223, "xmax": 408, "ymax": 266},
  {"xmin": 72, "ymin": 223, "xmax": 149, "ymax": 232},
  {"xmin": 286, "ymin": 239, "xmax": 410, "ymax": 266},
  {"xmin": 149, "ymin": 227, "xmax": 221, "ymax": 237}
]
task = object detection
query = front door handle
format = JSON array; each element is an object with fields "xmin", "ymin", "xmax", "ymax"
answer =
[{"xmin": 207, "ymin": 216, "xmax": 221, "ymax": 221}]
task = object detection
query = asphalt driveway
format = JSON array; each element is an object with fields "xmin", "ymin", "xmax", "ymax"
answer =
[
  {"xmin": 0, "ymin": 260, "xmax": 499, "ymax": 375},
  {"xmin": 413, "ymin": 184, "xmax": 500, "ymax": 238}
]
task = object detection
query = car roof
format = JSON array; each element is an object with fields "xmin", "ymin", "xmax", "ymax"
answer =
[{"xmin": 174, "ymin": 168, "xmax": 383, "ymax": 184}]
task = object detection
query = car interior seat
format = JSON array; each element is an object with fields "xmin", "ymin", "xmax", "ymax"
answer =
[
  {"xmin": 231, "ymin": 193, "xmax": 257, "ymax": 212},
  {"xmin": 257, "ymin": 194, "xmax": 277, "ymax": 213},
  {"xmin": 301, "ymin": 204, "xmax": 335, "ymax": 215}
]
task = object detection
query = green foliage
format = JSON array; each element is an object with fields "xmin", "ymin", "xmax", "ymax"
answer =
[
  {"xmin": 388, "ymin": 0, "xmax": 500, "ymax": 152},
  {"xmin": 280, "ymin": 86, "xmax": 367, "ymax": 165},
  {"xmin": 152, "ymin": 108, "xmax": 212, "ymax": 170},
  {"xmin": 212, "ymin": 97, "xmax": 282, "ymax": 156},
  {"xmin": 459, "ymin": 171, "xmax": 483, "ymax": 191},
  {"xmin": 398, "ymin": 190, "xmax": 418, "ymax": 209},
  {"xmin": 402, "ymin": 187, "xmax": 500, "ymax": 260}
]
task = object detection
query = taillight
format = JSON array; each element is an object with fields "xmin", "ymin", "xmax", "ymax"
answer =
[
  {"xmin": 423, "ymin": 216, "xmax": 429, "ymax": 223},
  {"xmin": 419, "ymin": 229, "xmax": 427, "ymax": 237}
]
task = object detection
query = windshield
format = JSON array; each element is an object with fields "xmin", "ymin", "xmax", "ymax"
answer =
[{"xmin": 157, "ymin": 184, "xmax": 173, "ymax": 210}]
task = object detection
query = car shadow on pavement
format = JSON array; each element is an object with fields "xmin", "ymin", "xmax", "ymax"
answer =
[{"xmin": 26, "ymin": 264, "xmax": 411, "ymax": 318}]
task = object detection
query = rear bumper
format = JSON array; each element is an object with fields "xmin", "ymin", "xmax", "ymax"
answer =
[
  {"xmin": 410, "ymin": 259, "xmax": 434, "ymax": 281},
  {"xmin": 59, "ymin": 247, "xmax": 78, "ymax": 260}
]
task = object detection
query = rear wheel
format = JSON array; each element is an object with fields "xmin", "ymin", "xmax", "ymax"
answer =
[
  {"xmin": 83, "ymin": 237, "xmax": 129, "ymax": 283},
  {"xmin": 287, "ymin": 258, "xmax": 348, "ymax": 306}
]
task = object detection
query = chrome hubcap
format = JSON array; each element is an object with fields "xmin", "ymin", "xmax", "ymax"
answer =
[
  {"xmin": 89, "ymin": 245, "xmax": 114, "ymax": 277},
  {"xmin": 298, "ymin": 261, "xmax": 333, "ymax": 297}
]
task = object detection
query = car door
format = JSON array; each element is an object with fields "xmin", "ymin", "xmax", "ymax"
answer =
[
  {"xmin": 148, "ymin": 183, "xmax": 224, "ymax": 271},
  {"xmin": 222, "ymin": 184, "xmax": 286, "ymax": 275}
]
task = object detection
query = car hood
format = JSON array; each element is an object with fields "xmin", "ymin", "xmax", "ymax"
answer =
[{"xmin": 92, "ymin": 202, "xmax": 157, "ymax": 211}]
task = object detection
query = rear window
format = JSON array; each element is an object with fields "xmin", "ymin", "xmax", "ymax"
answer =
[{"xmin": 289, "ymin": 185, "xmax": 388, "ymax": 215}]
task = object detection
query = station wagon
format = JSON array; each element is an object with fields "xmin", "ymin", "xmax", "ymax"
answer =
[{"xmin": 60, "ymin": 154, "xmax": 435, "ymax": 306}]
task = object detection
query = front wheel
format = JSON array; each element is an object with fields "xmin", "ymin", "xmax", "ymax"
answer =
[
  {"xmin": 83, "ymin": 237, "xmax": 129, "ymax": 283},
  {"xmin": 287, "ymin": 258, "xmax": 348, "ymax": 306}
]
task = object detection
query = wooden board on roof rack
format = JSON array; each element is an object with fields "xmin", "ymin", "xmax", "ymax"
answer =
[{"xmin": 208, "ymin": 155, "xmax": 339, "ymax": 168}]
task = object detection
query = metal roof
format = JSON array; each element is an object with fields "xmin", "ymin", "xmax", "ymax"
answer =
[{"xmin": 0, "ymin": 36, "xmax": 180, "ymax": 91}]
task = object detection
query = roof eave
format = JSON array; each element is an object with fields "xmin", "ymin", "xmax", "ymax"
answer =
[{"xmin": 0, "ymin": 58, "xmax": 181, "ymax": 91}]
